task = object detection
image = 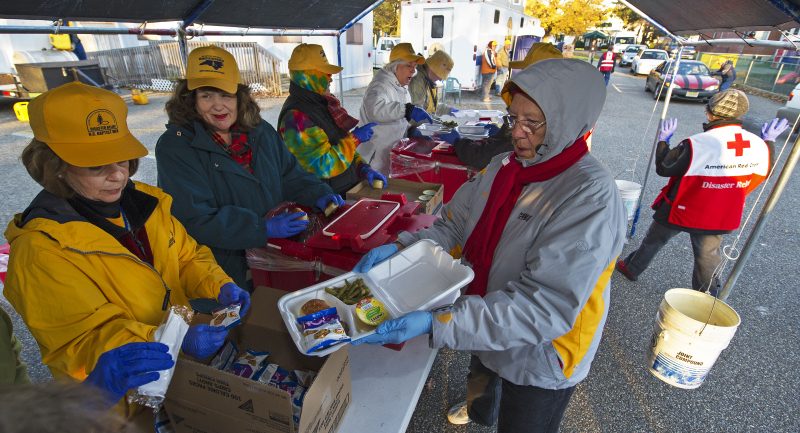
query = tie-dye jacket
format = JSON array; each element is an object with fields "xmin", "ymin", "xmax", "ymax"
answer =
[{"xmin": 278, "ymin": 70, "xmax": 364, "ymax": 180}]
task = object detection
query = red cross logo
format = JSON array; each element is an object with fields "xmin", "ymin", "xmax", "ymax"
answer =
[{"xmin": 727, "ymin": 133, "xmax": 750, "ymax": 157}]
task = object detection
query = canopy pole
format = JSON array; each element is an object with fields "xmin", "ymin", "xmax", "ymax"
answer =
[
  {"xmin": 720, "ymin": 134, "xmax": 800, "ymax": 300},
  {"xmin": 630, "ymin": 48, "xmax": 683, "ymax": 238},
  {"xmin": 178, "ymin": 26, "xmax": 189, "ymax": 67},
  {"xmin": 337, "ymin": 33, "xmax": 345, "ymax": 101}
]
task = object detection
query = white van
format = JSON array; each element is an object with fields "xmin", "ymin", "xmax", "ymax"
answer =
[
  {"xmin": 777, "ymin": 82, "xmax": 800, "ymax": 134},
  {"xmin": 373, "ymin": 37, "xmax": 400, "ymax": 68},
  {"xmin": 400, "ymin": 0, "xmax": 544, "ymax": 91}
]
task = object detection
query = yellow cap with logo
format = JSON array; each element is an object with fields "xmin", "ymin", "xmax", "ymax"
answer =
[
  {"xmin": 186, "ymin": 45, "xmax": 241, "ymax": 94},
  {"xmin": 426, "ymin": 50, "xmax": 454, "ymax": 80},
  {"xmin": 28, "ymin": 82, "xmax": 148, "ymax": 167},
  {"xmin": 389, "ymin": 43, "xmax": 425, "ymax": 64},
  {"xmin": 502, "ymin": 43, "xmax": 564, "ymax": 106},
  {"xmin": 288, "ymin": 43, "xmax": 344, "ymax": 74}
]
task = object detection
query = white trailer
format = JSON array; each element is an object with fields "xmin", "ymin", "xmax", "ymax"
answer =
[{"xmin": 400, "ymin": 0, "xmax": 544, "ymax": 91}]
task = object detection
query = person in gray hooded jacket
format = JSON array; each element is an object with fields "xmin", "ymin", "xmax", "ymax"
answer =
[{"xmin": 352, "ymin": 59, "xmax": 627, "ymax": 432}]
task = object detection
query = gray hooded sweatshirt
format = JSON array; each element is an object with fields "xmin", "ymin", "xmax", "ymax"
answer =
[{"xmin": 398, "ymin": 59, "xmax": 627, "ymax": 389}]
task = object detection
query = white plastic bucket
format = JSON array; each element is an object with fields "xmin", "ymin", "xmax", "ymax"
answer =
[
  {"xmin": 615, "ymin": 179, "xmax": 642, "ymax": 220},
  {"xmin": 647, "ymin": 288, "xmax": 740, "ymax": 389}
]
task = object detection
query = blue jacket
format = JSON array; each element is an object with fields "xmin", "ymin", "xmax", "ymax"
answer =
[{"xmin": 156, "ymin": 120, "xmax": 333, "ymax": 288}]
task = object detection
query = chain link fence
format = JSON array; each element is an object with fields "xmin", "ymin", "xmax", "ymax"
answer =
[
  {"xmin": 87, "ymin": 40, "xmax": 283, "ymax": 95},
  {"xmin": 697, "ymin": 53, "xmax": 799, "ymax": 97}
]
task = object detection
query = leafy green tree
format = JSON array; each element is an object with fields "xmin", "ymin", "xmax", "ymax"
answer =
[
  {"xmin": 373, "ymin": 0, "xmax": 401, "ymax": 38},
  {"xmin": 526, "ymin": 0, "xmax": 607, "ymax": 38}
]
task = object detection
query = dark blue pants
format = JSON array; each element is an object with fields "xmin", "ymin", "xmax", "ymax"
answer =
[
  {"xmin": 602, "ymin": 71, "xmax": 611, "ymax": 86},
  {"xmin": 466, "ymin": 355, "xmax": 576, "ymax": 433}
]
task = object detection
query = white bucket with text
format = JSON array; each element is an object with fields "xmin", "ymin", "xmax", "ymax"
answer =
[
  {"xmin": 615, "ymin": 179, "xmax": 642, "ymax": 220},
  {"xmin": 647, "ymin": 288, "xmax": 740, "ymax": 389}
]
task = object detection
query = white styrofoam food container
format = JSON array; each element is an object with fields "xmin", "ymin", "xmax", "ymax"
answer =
[
  {"xmin": 277, "ymin": 239, "xmax": 474, "ymax": 356},
  {"xmin": 417, "ymin": 122, "xmax": 450, "ymax": 136}
]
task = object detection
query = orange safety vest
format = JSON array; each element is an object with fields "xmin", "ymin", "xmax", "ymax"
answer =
[{"xmin": 481, "ymin": 50, "xmax": 497, "ymax": 74}]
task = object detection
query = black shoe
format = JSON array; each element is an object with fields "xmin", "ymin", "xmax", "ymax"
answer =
[{"xmin": 615, "ymin": 260, "xmax": 637, "ymax": 281}]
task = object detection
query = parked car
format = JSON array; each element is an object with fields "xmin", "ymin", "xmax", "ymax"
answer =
[
  {"xmin": 667, "ymin": 44, "xmax": 697, "ymax": 60},
  {"xmin": 619, "ymin": 44, "xmax": 648, "ymax": 67},
  {"xmin": 776, "ymin": 82, "xmax": 800, "ymax": 134},
  {"xmin": 631, "ymin": 49, "xmax": 669, "ymax": 75},
  {"xmin": 645, "ymin": 60, "xmax": 719, "ymax": 101}
]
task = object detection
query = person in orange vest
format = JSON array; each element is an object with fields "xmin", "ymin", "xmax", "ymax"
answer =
[
  {"xmin": 597, "ymin": 45, "xmax": 616, "ymax": 86},
  {"xmin": 480, "ymin": 40, "xmax": 498, "ymax": 102},
  {"xmin": 616, "ymin": 90, "xmax": 788, "ymax": 295}
]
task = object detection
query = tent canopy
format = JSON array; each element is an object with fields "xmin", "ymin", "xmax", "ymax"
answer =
[
  {"xmin": 0, "ymin": 0, "xmax": 379, "ymax": 30},
  {"xmin": 623, "ymin": 0, "xmax": 800, "ymax": 34},
  {"xmin": 582, "ymin": 30, "xmax": 608, "ymax": 40}
]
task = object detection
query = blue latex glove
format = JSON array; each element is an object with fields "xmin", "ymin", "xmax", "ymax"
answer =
[
  {"xmin": 360, "ymin": 165, "xmax": 388, "ymax": 188},
  {"xmin": 354, "ymin": 243, "xmax": 398, "ymax": 273},
  {"xmin": 218, "ymin": 282, "xmax": 251, "ymax": 317},
  {"xmin": 437, "ymin": 129, "xmax": 461, "ymax": 144},
  {"xmin": 315, "ymin": 193, "xmax": 345, "ymax": 212},
  {"xmin": 658, "ymin": 118, "xmax": 678, "ymax": 143},
  {"xmin": 477, "ymin": 122, "xmax": 501, "ymax": 137},
  {"xmin": 449, "ymin": 107, "xmax": 459, "ymax": 115},
  {"xmin": 182, "ymin": 324, "xmax": 228, "ymax": 359},
  {"xmin": 84, "ymin": 342, "xmax": 174, "ymax": 404},
  {"xmin": 352, "ymin": 122, "xmax": 377, "ymax": 143},
  {"xmin": 409, "ymin": 106, "xmax": 433, "ymax": 124},
  {"xmin": 761, "ymin": 118, "xmax": 789, "ymax": 141},
  {"xmin": 265, "ymin": 212, "xmax": 308, "ymax": 238},
  {"xmin": 351, "ymin": 311, "xmax": 433, "ymax": 345}
]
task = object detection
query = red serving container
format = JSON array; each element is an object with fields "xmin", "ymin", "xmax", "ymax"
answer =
[{"xmin": 390, "ymin": 137, "xmax": 478, "ymax": 203}]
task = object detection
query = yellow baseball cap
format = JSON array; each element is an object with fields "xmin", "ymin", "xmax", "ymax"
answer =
[
  {"xmin": 502, "ymin": 43, "xmax": 564, "ymax": 106},
  {"xmin": 28, "ymin": 82, "xmax": 148, "ymax": 167},
  {"xmin": 508, "ymin": 42, "xmax": 563, "ymax": 69},
  {"xmin": 186, "ymin": 45, "xmax": 240, "ymax": 94},
  {"xmin": 426, "ymin": 50, "xmax": 454, "ymax": 80},
  {"xmin": 390, "ymin": 43, "xmax": 425, "ymax": 64},
  {"xmin": 288, "ymin": 43, "xmax": 344, "ymax": 74}
]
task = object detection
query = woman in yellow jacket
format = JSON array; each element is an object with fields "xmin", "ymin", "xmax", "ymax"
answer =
[{"xmin": 3, "ymin": 82, "xmax": 249, "ymax": 399}]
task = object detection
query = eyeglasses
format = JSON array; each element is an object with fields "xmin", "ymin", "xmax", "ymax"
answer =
[{"xmin": 504, "ymin": 114, "xmax": 546, "ymax": 134}]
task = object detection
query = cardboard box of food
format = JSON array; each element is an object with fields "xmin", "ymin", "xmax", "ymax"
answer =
[
  {"xmin": 164, "ymin": 287, "xmax": 351, "ymax": 433},
  {"xmin": 346, "ymin": 179, "xmax": 443, "ymax": 215}
]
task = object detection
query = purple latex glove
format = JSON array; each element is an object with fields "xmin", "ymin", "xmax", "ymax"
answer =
[
  {"xmin": 658, "ymin": 118, "xmax": 678, "ymax": 143},
  {"xmin": 437, "ymin": 129, "xmax": 460, "ymax": 144},
  {"xmin": 218, "ymin": 282, "xmax": 251, "ymax": 317},
  {"xmin": 761, "ymin": 118, "xmax": 789, "ymax": 141}
]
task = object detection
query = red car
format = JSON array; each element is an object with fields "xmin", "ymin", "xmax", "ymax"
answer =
[{"xmin": 645, "ymin": 60, "xmax": 719, "ymax": 102}]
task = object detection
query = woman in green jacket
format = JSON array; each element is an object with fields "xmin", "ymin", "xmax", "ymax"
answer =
[{"xmin": 156, "ymin": 46, "xmax": 341, "ymax": 289}]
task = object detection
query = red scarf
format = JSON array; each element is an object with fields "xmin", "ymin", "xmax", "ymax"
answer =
[
  {"xmin": 463, "ymin": 138, "xmax": 589, "ymax": 297},
  {"xmin": 324, "ymin": 93, "xmax": 359, "ymax": 131},
  {"xmin": 211, "ymin": 125, "xmax": 253, "ymax": 174}
]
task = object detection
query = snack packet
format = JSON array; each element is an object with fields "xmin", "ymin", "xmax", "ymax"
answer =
[
  {"xmin": 229, "ymin": 350, "xmax": 270, "ymax": 380},
  {"xmin": 293, "ymin": 370, "xmax": 317, "ymax": 388},
  {"xmin": 210, "ymin": 340, "xmax": 238, "ymax": 371},
  {"xmin": 210, "ymin": 304, "xmax": 242, "ymax": 330},
  {"xmin": 291, "ymin": 385, "xmax": 308, "ymax": 430},
  {"xmin": 297, "ymin": 307, "xmax": 350, "ymax": 354},
  {"xmin": 258, "ymin": 363, "xmax": 298, "ymax": 393},
  {"xmin": 128, "ymin": 305, "xmax": 193, "ymax": 408}
]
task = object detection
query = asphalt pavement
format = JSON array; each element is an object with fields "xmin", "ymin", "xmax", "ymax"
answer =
[{"xmin": 0, "ymin": 67, "xmax": 797, "ymax": 432}]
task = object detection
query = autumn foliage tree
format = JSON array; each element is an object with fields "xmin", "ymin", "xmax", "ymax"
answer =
[
  {"xmin": 374, "ymin": 0, "xmax": 402, "ymax": 38},
  {"xmin": 525, "ymin": 0, "xmax": 606, "ymax": 38}
]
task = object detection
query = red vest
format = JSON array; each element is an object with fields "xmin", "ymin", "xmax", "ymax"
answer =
[
  {"xmin": 599, "ymin": 52, "xmax": 615, "ymax": 72},
  {"xmin": 655, "ymin": 124, "xmax": 769, "ymax": 231}
]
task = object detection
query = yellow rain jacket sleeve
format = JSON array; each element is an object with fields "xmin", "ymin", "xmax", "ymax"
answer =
[{"xmin": 3, "ymin": 182, "xmax": 232, "ymax": 381}]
